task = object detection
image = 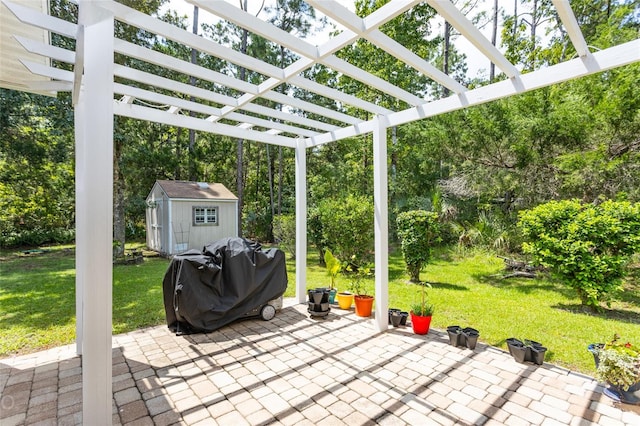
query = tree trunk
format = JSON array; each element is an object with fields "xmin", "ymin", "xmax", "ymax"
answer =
[
  {"xmin": 236, "ymin": 137, "xmax": 244, "ymax": 236},
  {"xmin": 490, "ymin": 0, "xmax": 498, "ymax": 82},
  {"xmin": 175, "ymin": 126, "xmax": 182, "ymax": 180},
  {"xmin": 530, "ymin": 0, "xmax": 538, "ymax": 69},
  {"xmin": 113, "ymin": 134, "xmax": 125, "ymax": 259},
  {"xmin": 443, "ymin": 21, "xmax": 451, "ymax": 97},
  {"xmin": 277, "ymin": 146, "xmax": 283, "ymax": 216},
  {"xmin": 267, "ymin": 144, "xmax": 275, "ymax": 240}
]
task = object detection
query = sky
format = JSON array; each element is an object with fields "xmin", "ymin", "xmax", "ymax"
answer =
[{"xmin": 162, "ymin": 0, "xmax": 497, "ymax": 79}]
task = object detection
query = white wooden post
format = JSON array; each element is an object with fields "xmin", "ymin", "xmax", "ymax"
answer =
[
  {"xmin": 295, "ymin": 138, "xmax": 307, "ymax": 303},
  {"xmin": 373, "ymin": 117, "xmax": 389, "ymax": 332},
  {"xmin": 74, "ymin": 87, "xmax": 84, "ymax": 357},
  {"xmin": 75, "ymin": 2, "xmax": 114, "ymax": 423}
]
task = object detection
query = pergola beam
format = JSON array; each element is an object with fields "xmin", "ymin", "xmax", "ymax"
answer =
[
  {"xmin": 195, "ymin": 0, "xmax": 423, "ymax": 107},
  {"xmin": 3, "ymin": 0, "xmax": 77, "ymax": 38},
  {"xmin": 309, "ymin": 0, "xmax": 467, "ymax": 95},
  {"xmin": 426, "ymin": 0, "xmax": 520, "ymax": 79},
  {"xmin": 551, "ymin": 0, "xmax": 590, "ymax": 57},
  {"xmin": 307, "ymin": 38, "xmax": 640, "ymax": 147},
  {"xmin": 114, "ymin": 101, "xmax": 298, "ymax": 148}
]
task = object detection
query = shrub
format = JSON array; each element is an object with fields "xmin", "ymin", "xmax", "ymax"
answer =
[
  {"xmin": 273, "ymin": 214, "xmax": 296, "ymax": 259},
  {"xmin": 308, "ymin": 207, "xmax": 326, "ymax": 264},
  {"xmin": 0, "ymin": 227, "xmax": 75, "ymax": 248},
  {"xmin": 518, "ymin": 199, "xmax": 640, "ymax": 310},
  {"xmin": 315, "ymin": 195, "xmax": 374, "ymax": 266},
  {"xmin": 396, "ymin": 210, "xmax": 440, "ymax": 282}
]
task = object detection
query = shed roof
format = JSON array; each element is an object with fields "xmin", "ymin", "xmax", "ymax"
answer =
[{"xmin": 155, "ymin": 180, "xmax": 238, "ymax": 201}]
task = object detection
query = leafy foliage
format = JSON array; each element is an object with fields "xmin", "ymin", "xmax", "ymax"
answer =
[
  {"xmin": 346, "ymin": 260, "xmax": 373, "ymax": 296},
  {"xmin": 396, "ymin": 210, "xmax": 440, "ymax": 282},
  {"xmin": 519, "ymin": 199, "xmax": 640, "ymax": 310},
  {"xmin": 312, "ymin": 195, "xmax": 374, "ymax": 266},
  {"xmin": 323, "ymin": 249, "xmax": 341, "ymax": 290},
  {"xmin": 410, "ymin": 282, "xmax": 434, "ymax": 316},
  {"xmin": 273, "ymin": 214, "xmax": 296, "ymax": 259},
  {"xmin": 595, "ymin": 334, "xmax": 640, "ymax": 391}
]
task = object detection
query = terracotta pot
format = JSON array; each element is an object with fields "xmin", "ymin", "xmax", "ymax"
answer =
[
  {"xmin": 354, "ymin": 295, "xmax": 374, "ymax": 317},
  {"xmin": 410, "ymin": 312, "xmax": 432, "ymax": 335},
  {"xmin": 336, "ymin": 292, "xmax": 354, "ymax": 309}
]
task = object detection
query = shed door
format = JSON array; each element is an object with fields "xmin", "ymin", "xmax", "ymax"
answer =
[{"xmin": 150, "ymin": 201, "xmax": 163, "ymax": 251}]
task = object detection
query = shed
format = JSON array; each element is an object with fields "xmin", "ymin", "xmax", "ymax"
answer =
[{"xmin": 145, "ymin": 180, "xmax": 238, "ymax": 255}]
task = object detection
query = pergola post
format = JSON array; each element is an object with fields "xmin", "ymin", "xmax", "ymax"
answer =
[
  {"xmin": 74, "ymin": 2, "xmax": 114, "ymax": 423},
  {"xmin": 295, "ymin": 137, "xmax": 307, "ymax": 303},
  {"xmin": 372, "ymin": 116, "xmax": 389, "ymax": 332}
]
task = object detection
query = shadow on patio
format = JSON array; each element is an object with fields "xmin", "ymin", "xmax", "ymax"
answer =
[{"xmin": 1, "ymin": 299, "xmax": 639, "ymax": 425}]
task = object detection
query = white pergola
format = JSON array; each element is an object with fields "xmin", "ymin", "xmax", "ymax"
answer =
[{"xmin": 2, "ymin": 0, "xmax": 639, "ymax": 423}]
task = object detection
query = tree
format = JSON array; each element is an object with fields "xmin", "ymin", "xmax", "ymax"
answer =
[
  {"xmin": 313, "ymin": 194, "xmax": 374, "ymax": 266},
  {"xmin": 396, "ymin": 210, "xmax": 440, "ymax": 282},
  {"xmin": 519, "ymin": 199, "xmax": 640, "ymax": 311}
]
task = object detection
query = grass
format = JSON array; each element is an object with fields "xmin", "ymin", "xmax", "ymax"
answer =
[
  {"xmin": 1, "ymin": 244, "xmax": 638, "ymax": 377},
  {"xmin": 287, "ymin": 247, "xmax": 640, "ymax": 374},
  {"xmin": 0, "ymin": 244, "xmax": 169, "ymax": 356}
]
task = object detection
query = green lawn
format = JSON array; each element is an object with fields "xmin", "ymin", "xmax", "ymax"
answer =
[{"xmin": 1, "ymin": 244, "xmax": 638, "ymax": 377}]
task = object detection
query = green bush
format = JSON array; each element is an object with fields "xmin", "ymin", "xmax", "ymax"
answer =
[
  {"xmin": 396, "ymin": 210, "xmax": 440, "ymax": 282},
  {"xmin": 0, "ymin": 227, "xmax": 75, "ymax": 248},
  {"xmin": 519, "ymin": 199, "xmax": 640, "ymax": 310},
  {"xmin": 315, "ymin": 195, "xmax": 374, "ymax": 266},
  {"xmin": 273, "ymin": 214, "xmax": 296, "ymax": 259},
  {"xmin": 308, "ymin": 207, "xmax": 326, "ymax": 264}
]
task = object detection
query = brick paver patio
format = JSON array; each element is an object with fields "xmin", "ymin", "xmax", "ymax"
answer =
[{"xmin": 1, "ymin": 299, "xmax": 639, "ymax": 425}]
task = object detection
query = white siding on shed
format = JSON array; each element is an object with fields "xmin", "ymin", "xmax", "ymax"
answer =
[{"xmin": 145, "ymin": 180, "xmax": 238, "ymax": 255}]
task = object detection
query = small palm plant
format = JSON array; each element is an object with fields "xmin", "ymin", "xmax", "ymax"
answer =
[
  {"xmin": 411, "ymin": 283, "xmax": 434, "ymax": 317},
  {"xmin": 324, "ymin": 249, "xmax": 341, "ymax": 291}
]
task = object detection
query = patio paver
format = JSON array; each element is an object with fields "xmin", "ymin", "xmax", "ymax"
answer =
[{"xmin": 1, "ymin": 298, "xmax": 639, "ymax": 425}]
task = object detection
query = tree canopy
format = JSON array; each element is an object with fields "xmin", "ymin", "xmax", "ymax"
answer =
[{"xmin": 1, "ymin": 0, "xmax": 639, "ymax": 256}]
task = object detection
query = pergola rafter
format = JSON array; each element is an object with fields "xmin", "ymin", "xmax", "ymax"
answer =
[{"xmin": 2, "ymin": 0, "xmax": 639, "ymax": 423}]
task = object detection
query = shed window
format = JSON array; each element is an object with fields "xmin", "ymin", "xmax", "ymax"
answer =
[{"xmin": 193, "ymin": 206, "xmax": 218, "ymax": 225}]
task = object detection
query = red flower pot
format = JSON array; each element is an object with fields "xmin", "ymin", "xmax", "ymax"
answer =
[{"xmin": 410, "ymin": 312, "xmax": 432, "ymax": 335}]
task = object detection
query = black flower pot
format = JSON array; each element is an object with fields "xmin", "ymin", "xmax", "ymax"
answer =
[
  {"xmin": 530, "ymin": 345, "xmax": 547, "ymax": 365},
  {"xmin": 462, "ymin": 327, "xmax": 479, "ymax": 350},
  {"xmin": 606, "ymin": 382, "xmax": 640, "ymax": 405},
  {"xmin": 447, "ymin": 325, "xmax": 463, "ymax": 347},
  {"xmin": 506, "ymin": 338, "xmax": 527, "ymax": 362},
  {"xmin": 388, "ymin": 308, "xmax": 401, "ymax": 325},
  {"xmin": 506, "ymin": 338, "xmax": 523, "ymax": 356},
  {"xmin": 310, "ymin": 290, "xmax": 323, "ymax": 304},
  {"xmin": 507, "ymin": 338, "xmax": 546, "ymax": 365},
  {"xmin": 587, "ymin": 344, "xmax": 640, "ymax": 405},
  {"xmin": 390, "ymin": 311, "xmax": 403, "ymax": 327},
  {"xmin": 399, "ymin": 311, "xmax": 408, "ymax": 326},
  {"xmin": 512, "ymin": 345, "xmax": 528, "ymax": 363}
]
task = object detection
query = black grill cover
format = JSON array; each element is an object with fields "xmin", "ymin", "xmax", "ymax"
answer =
[{"xmin": 162, "ymin": 237, "xmax": 287, "ymax": 334}]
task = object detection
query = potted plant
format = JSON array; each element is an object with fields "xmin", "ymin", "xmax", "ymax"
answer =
[
  {"xmin": 348, "ymin": 261, "xmax": 374, "ymax": 317},
  {"xmin": 324, "ymin": 249, "xmax": 341, "ymax": 304},
  {"xmin": 409, "ymin": 283, "xmax": 434, "ymax": 335},
  {"xmin": 588, "ymin": 334, "xmax": 640, "ymax": 405}
]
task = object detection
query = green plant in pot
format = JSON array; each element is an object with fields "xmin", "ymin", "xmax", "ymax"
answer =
[
  {"xmin": 410, "ymin": 283, "xmax": 434, "ymax": 335},
  {"xmin": 323, "ymin": 249, "xmax": 341, "ymax": 304},
  {"xmin": 347, "ymin": 260, "xmax": 374, "ymax": 317},
  {"xmin": 590, "ymin": 334, "xmax": 640, "ymax": 405}
]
